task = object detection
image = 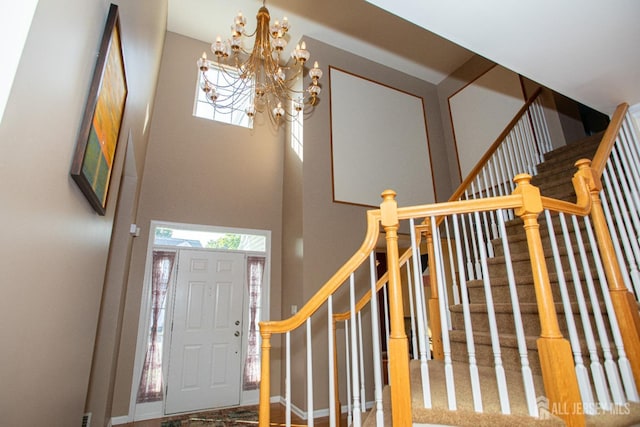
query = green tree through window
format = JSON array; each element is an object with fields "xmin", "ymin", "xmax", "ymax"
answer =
[{"xmin": 206, "ymin": 233, "xmax": 241, "ymax": 249}]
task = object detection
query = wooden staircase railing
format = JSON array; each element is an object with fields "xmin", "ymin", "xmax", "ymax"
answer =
[{"xmin": 257, "ymin": 97, "xmax": 640, "ymax": 427}]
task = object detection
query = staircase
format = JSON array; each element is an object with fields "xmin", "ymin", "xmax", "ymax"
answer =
[
  {"xmin": 365, "ymin": 134, "xmax": 640, "ymax": 426},
  {"xmin": 257, "ymin": 101, "xmax": 640, "ymax": 427},
  {"xmin": 448, "ymin": 134, "xmax": 603, "ymax": 377}
]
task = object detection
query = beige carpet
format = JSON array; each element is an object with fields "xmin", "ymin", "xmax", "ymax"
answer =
[{"xmin": 363, "ymin": 359, "xmax": 640, "ymax": 426}]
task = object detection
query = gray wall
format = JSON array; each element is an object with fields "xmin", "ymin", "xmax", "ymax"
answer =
[
  {"xmin": 112, "ymin": 31, "xmax": 286, "ymax": 416},
  {"xmin": 436, "ymin": 55, "xmax": 497, "ymax": 186},
  {"xmin": 0, "ymin": 0, "xmax": 166, "ymax": 426}
]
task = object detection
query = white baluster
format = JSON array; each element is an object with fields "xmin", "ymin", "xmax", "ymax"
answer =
[
  {"xmin": 558, "ymin": 213, "xmax": 608, "ymax": 410},
  {"xmin": 497, "ymin": 209, "xmax": 537, "ymax": 416},
  {"xmin": 467, "ymin": 185, "xmax": 483, "ymax": 278},
  {"xmin": 621, "ymin": 117, "xmax": 640, "ymax": 183},
  {"xmin": 512, "ymin": 129, "xmax": 532, "ymax": 177},
  {"xmin": 414, "ymin": 251, "xmax": 431, "ymax": 360},
  {"xmin": 611, "ymin": 147, "xmax": 640, "ymax": 240},
  {"xmin": 600, "ymin": 202, "xmax": 640, "ymax": 402},
  {"xmin": 306, "ymin": 318, "xmax": 314, "ymax": 426},
  {"xmin": 349, "ymin": 274, "xmax": 362, "ymax": 426},
  {"xmin": 409, "ymin": 219, "xmax": 432, "ymax": 408},
  {"xmin": 481, "ymin": 167, "xmax": 497, "ymax": 251},
  {"xmin": 543, "ymin": 210, "xmax": 595, "ymax": 414},
  {"xmin": 328, "ymin": 295, "xmax": 337, "ymax": 427},
  {"xmin": 286, "ymin": 331, "xmax": 291, "ymax": 426},
  {"xmin": 444, "ymin": 217, "xmax": 460, "ymax": 305},
  {"xmin": 603, "ymin": 168, "xmax": 640, "ymax": 295},
  {"xmin": 357, "ymin": 311, "xmax": 366, "ymax": 414},
  {"xmin": 474, "ymin": 211, "xmax": 510, "ymax": 414},
  {"xmin": 583, "ymin": 216, "xmax": 632, "ymax": 404},
  {"xmin": 518, "ymin": 120, "xmax": 538, "ymax": 174},
  {"xmin": 452, "ymin": 213, "xmax": 483, "ymax": 412},
  {"xmin": 616, "ymin": 130, "xmax": 640, "ymax": 209},
  {"xmin": 460, "ymin": 198, "xmax": 476, "ymax": 280},
  {"xmin": 496, "ymin": 145, "xmax": 514, "ymax": 201},
  {"xmin": 600, "ymin": 190, "xmax": 638, "ymax": 298},
  {"xmin": 512, "ymin": 122, "xmax": 532, "ymax": 175},
  {"xmin": 533, "ymin": 98, "xmax": 553, "ymax": 154},
  {"xmin": 368, "ymin": 253, "xmax": 385, "ymax": 425},
  {"xmin": 344, "ymin": 320, "xmax": 352, "ymax": 425},
  {"xmin": 430, "ymin": 216, "xmax": 456, "ymax": 410},
  {"xmin": 504, "ymin": 134, "xmax": 520, "ymax": 178},
  {"xmin": 571, "ymin": 215, "xmax": 613, "ymax": 410}
]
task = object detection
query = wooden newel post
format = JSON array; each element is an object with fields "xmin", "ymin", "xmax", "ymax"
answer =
[
  {"xmin": 380, "ymin": 189, "xmax": 412, "ymax": 426},
  {"xmin": 576, "ymin": 159, "xmax": 640, "ymax": 390},
  {"xmin": 258, "ymin": 331, "xmax": 272, "ymax": 427},
  {"xmin": 512, "ymin": 174, "xmax": 585, "ymax": 427},
  {"xmin": 424, "ymin": 219, "xmax": 444, "ymax": 360}
]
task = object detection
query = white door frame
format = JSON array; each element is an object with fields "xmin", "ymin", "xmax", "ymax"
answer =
[{"xmin": 126, "ymin": 220, "xmax": 271, "ymax": 422}]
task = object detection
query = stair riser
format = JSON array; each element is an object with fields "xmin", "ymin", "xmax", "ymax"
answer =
[
  {"xmin": 448, "ymin": 333, "xmax": 617, "ymax": 379},
  {"xmin": 485, "ymin": 254, "xmax": 600, "ymax": 285},
  {"xmin": 500, "ymin": 214, "xmax": 590, "ymax": 240},
  {"xmin": 492, "ymin": 232, "xmax": 593, "ymax": 258},
  {"xmin": 449, "ymin": 306, "xmax": 611, "ymax": 339},
  {"xmin": 449, "ymin": 339, "xmax": 542, "ymax": 375},
  {"xmin": 466, "ymin": 279, "xmax": 581, "ymax": 305}
]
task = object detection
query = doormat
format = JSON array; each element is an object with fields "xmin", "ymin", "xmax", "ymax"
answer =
[
  {"xmin": 161, "ymin": 407, "xmax": 258, "ymax": 427},
  {"xmin": 160, "ymin": 405, "xmax": 307, "ymax": 427}
]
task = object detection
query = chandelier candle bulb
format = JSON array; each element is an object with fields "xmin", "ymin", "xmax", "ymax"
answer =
[
  {"xmin": 196, "ymin": 1, "xmax": 322, "ymax": 126},
  {"xmin": 198, "ymin": 52, "xmax": 208, "ymax": 71},
  {"xmin": 235, "ymin": 12, "xmax": 245, "ymax": 26},
  {"xmin": 273, "ymin": 102, "xmax": 284, "ymax": 118}
]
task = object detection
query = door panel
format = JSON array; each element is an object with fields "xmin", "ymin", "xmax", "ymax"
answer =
[{"xmin": 165, "ymin": 250, "xmax": 245, "ymax": 414}]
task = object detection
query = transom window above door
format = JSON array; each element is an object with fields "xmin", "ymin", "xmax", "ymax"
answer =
[{"xmin": 154, "ymin": 224, "xmax": 267, "ymax": 252}]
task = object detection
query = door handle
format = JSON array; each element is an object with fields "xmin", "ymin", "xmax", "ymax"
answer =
[
  {"xmin": 234, "ymin": 331, "xmax": 240, "ymax": 337},
  {"xmin": 235, "ymin": 320, "xmax": 240, "ymax": 326}
]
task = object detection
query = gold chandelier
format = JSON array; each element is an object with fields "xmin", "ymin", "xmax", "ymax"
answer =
[{"xmin": 196, "ymin": 2, "xmax": 323, "ymax": 126}]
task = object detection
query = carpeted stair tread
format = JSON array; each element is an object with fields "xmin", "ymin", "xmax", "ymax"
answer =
[
  {"xmin": 402, "ymin": 359, "xmax": 640, "ymax": 427},
  {"xmin": 537, "ymin": 135, "xmax": 602, "ymax": 167},
  {"xmin": 410, "ymin": 359, "xmax": 563, "ymax": 426}
]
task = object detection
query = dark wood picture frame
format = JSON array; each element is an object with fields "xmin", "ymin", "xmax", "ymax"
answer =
[{"xmin": 71, "ymin": 4, "xmax": 128, "ymax": 215}]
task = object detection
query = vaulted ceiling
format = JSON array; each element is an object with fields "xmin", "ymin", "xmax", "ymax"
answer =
[{"xmin": 169, "ymin": 0, "xmax": 640, "ymax": 115}]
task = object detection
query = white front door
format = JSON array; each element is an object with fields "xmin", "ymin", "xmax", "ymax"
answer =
[{"xmin": 165, "ymin": 250, "xmax": 246, "ymax": 414}]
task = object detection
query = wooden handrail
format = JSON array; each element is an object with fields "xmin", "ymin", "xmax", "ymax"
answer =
[
  {"xmin": 448, "ymin": 87, "xmax": 543, "ymax": 203},
  {"xmin": 539, "ymin": 159, "xmax": 593, "ymax": 215},
  {"xmin": 590, "ymin": 103, "xmax": 629, "ymax": 177},
  {"xmin": 259, "ymin": 209, "xmax": 381, "ymax": 335}
]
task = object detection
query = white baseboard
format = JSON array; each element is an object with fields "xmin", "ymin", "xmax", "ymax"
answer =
[{"xmin": 110, "ymin": 415, "xmax": 130, "ymax": 426}]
